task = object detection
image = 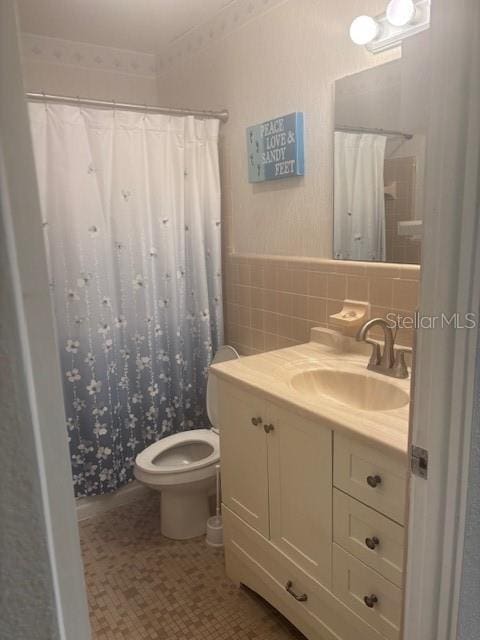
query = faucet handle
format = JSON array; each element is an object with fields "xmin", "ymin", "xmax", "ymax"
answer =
[
  {"xmin": 365, "ymin": 339, "xmax": 381, "ymax": 367},
  {"xmin": 392, "ymin": 348, "xmax": 412, "ymax": 379}
]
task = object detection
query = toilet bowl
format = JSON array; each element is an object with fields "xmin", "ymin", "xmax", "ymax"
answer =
[
  {"xmin": 134, "ymin": 345, "xmax": 239, "ymax": 540},
  {"xmin": 134, "ymin": 429, "xmax": 220, "ymax": 539}
]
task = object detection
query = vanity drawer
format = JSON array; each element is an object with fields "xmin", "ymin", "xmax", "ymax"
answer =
[
  {"xmin": 333, "ymin": 489, "xmax": 405, "ymax": 587},
  {"xmin": 333, "ymin": 544, "xmax": 402, "ymax": 640},
  {"xmin": 333, "ymin": 433, "xmax": 407, "ymax": 524}
]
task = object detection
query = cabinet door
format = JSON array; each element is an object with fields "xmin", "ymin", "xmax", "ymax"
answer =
[
  {"xmin": 217, "ymin": 378, "xmax": 269, "ymax": 537},
  {"xmin": 268, "ymin": 403, "xmax": 332, "ymax": 587}
]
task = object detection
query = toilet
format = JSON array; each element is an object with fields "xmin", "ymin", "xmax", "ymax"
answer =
[{"xmin": 134, "ymin": 345, "xmax": 239, "ymax": 540}]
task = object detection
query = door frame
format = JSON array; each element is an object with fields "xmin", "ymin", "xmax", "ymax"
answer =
[
  {"xmin": 1, "ymin": 2, "xmax": 91, "ymax": 638},
  {"xmin": 403, "ymin": 0, "xmax": 480, "ymax": 638}
]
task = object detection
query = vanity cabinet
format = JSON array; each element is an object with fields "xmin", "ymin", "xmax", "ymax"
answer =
[
  {"xmin": 218, "ymin": 379, "xmax": 332, "ymax": 586},
  {"xmin": 217, "ymin": 375, "xmax": 408, "ymax": 640}
]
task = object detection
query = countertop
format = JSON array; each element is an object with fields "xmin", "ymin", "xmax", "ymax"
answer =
[{"xmin": 210, "ymin": 328, "xmax": 411, "ymax": 461}]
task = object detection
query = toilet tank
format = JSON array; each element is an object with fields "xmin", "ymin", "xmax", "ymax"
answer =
[{"xmin": 207, "ymin": 345, "xmax": 239, "ymax": 431}]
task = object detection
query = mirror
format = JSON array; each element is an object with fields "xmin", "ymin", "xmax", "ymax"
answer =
[{"xmin": 333, "ymin": 43, "xmax": 429, "ymax": 264}]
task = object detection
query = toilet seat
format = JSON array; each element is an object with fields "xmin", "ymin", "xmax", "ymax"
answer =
[
  {"xmin": 134, "ymin": 429, "xmax": 220, "ymax": 487},
  {"xmin": 136, "ymin": 429, "xmax": 219, "ymax": 475}
]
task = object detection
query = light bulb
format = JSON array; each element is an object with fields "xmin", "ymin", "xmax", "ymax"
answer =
[
  {"xmin": 386, "ymin": 0, "xmax": 417, "ymax": 27},
  {"xmin": 349, "ymin": 15, "xmax": 380, "ymax": 46}
]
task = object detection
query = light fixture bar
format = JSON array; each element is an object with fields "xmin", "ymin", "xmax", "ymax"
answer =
[{"xmin": 367, "ymin": 0, "xmax": 431, "ymax": 53}]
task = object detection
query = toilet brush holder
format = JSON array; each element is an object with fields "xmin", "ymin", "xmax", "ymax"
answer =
[
  {"xmin": 206, "ymin": 464, "xmax": 224, "ymax": 547},
  {"xmin": 206, "ymin": 515, "xmax": 224, "ymax": 547}
]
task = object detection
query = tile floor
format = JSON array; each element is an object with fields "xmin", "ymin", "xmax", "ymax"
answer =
[{"xmin": 79, "ymin": 494, "xmax": 306, "ymax": 640}]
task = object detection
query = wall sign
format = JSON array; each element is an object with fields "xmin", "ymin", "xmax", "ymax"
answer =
[{"xmin": 246, "ymin": 112, "xmax": 304, "ymax": 183}]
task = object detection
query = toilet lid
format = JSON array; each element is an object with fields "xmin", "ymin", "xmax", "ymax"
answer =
[{"xmin": 207, "ymin": 345, "xmax": 240, "ymax": 428}]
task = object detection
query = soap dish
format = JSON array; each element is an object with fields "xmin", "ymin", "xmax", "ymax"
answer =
[{"xmin": 329, "ymin": 300, "xmax": 370, "ymax": 334}]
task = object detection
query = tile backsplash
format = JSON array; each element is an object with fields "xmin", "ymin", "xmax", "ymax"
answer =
[{"xmin": 223, "ymin": 254, "xmax": 420, "ymax": 355}]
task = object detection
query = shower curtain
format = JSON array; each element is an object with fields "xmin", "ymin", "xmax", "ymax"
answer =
[
  {"xmin": 29, "ymin": 103, "xmax": 223, "ymax": 497},
  {"xmin": 334, "ymin": 132, "xmax": 386, "ymax": 261}
]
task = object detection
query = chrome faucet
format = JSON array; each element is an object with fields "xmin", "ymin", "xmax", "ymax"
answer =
[{"xmin": 356, "ymin": 318, "xmax": 411, "ymax": 379}]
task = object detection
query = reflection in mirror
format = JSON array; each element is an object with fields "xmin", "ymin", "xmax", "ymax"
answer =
[{"xmin": 334, "ymin": 43, "xmax": 428, "ymax": 265}]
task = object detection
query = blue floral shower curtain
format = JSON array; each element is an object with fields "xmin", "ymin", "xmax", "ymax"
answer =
[{"xmin": 29, "ymin": 103, "xmax": 223, "ymax": 497}]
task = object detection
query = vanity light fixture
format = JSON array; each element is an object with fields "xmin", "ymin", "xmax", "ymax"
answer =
[{"xmin": 349, "ymin": 0, "xmax": 431, "ymax": 53}]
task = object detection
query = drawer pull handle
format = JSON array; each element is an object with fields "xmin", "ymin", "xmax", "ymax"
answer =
[
  {"xmin": 364, "ymin": 594, "xmax": 379, "ymax": 608},
  {"xmin": 251, "ymin": 417, "xmax": 263, "ymax": 426},
  {"xmin": 366, "ymin": 474, "xmax": 382, "ymax": 488},
  {"xmin": 285, "ymin": 580, "xmax": 308, "ymax": 602},
  {"xmin": 365, "ymin": 536, "xmax": 380, "ymax": 550},
  {"xmin": 264, "ymin": 423, "xmax": 275, "ymax": 434}
]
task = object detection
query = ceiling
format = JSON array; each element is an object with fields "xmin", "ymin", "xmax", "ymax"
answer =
[{"xmin": 17, "ymin": 0, "xmax": 235, "ymax": 54}]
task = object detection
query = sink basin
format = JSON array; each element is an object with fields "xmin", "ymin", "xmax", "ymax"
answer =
[{"xmin": 289, "ymin": 369, "xmax": 409, "ymax": 412}]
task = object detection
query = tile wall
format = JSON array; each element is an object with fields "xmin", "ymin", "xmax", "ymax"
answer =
[
  {"xmin": 385, "ymin": 156, "xmax": 422, "ymax": 264},
  {"xmin": 223, "ymin": 254, "xmax": 420, "ymax": 355}
]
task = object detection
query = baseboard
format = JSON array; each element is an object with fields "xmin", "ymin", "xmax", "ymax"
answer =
[{"xmin": 76, "ymin": 481, "xmax": 153, "ymax": 522}]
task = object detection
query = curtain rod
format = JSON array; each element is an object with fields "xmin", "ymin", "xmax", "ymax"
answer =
[
  {"xmin": 336, "ymin": 125, "xmax": 413, "ymax": 140},
  {"xmin": 26, "ymin": 92, "xmax": 229, "ymax": 123}
]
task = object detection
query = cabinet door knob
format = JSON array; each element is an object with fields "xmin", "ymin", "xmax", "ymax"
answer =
[
  {"xmin": 264, "ymin": 423, "xmax": 274, "ymax": 434},
  {"xmin": 285, "ymin": 580, "xmax": 308, "ymax": 602},
  {"xmin": 251, "ymin": 417, "xmax": 263, "ymax": 426},
  {"xmin": 365, "ymin": 536, "xmax": 380, "ymax": 550},
  {"xmin": 364, "ymin": 594, "xmax": 378, "ymax": 608},
  {"xmin": 366, "ymin": 474, "xmax": 382, "ymax": 488}
]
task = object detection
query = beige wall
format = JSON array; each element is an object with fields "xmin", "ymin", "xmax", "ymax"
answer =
[
  {"xmin": 158, "ymin": 0, "xmax": 399, "ymax": 257},
  {"xmin": 20, "ymin": 33, "xmax": 157, "ymax": 104}
]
